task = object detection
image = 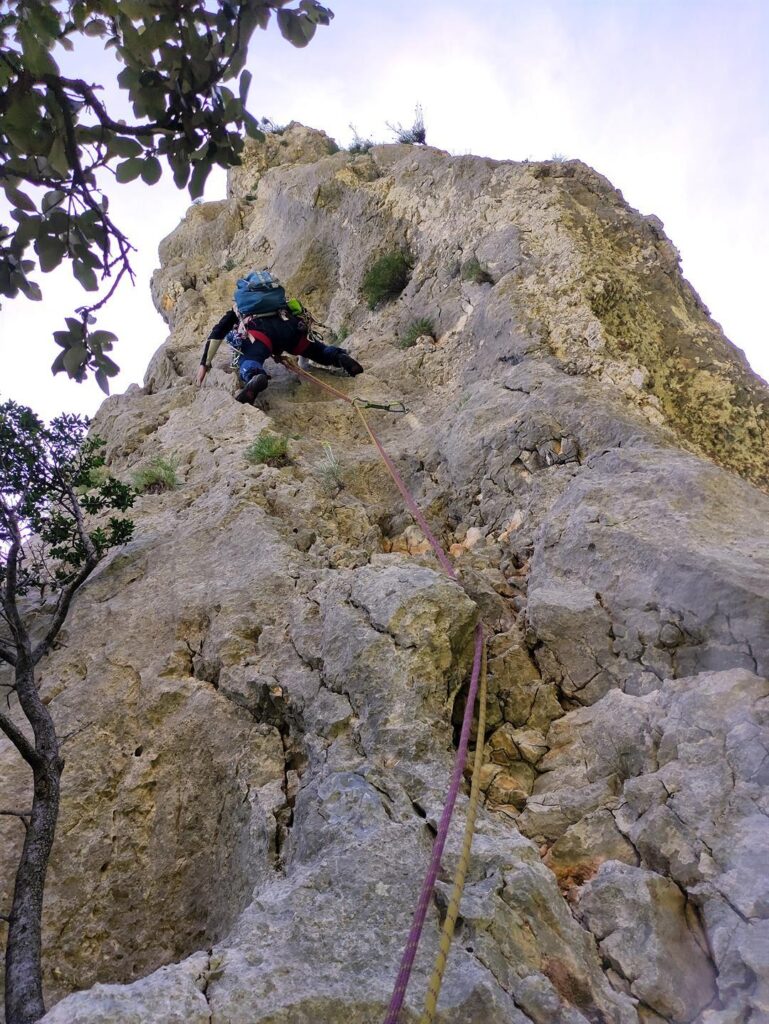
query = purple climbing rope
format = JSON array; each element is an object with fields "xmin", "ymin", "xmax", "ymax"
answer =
[
  {"xmin": 282, "ymin": 358, "xmax": 483, "ymax": 1022},
  {"xmin": 383, "ymin": 621, "xmax": 484, "ymax": 1024}
]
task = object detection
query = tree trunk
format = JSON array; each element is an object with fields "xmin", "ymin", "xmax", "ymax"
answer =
[{"xmin": 4, "ymin": 663, "xmax": 63, "ymax": 1024}]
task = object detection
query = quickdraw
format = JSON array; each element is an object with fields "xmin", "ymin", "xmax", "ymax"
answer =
[{"xmin": 353, "ymin": 398, "xmax": 407, "ymax": 414}]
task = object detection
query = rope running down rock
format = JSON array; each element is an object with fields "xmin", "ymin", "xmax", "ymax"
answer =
[{"xmin": 279, "ymin": 358, "xmax": 487, "ymax": 1023}]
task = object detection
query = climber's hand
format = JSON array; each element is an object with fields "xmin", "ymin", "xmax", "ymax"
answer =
[
  {"xmin": 338, "ymin": 353, "xmax": 364, "ymax": 377},
  {"xmin": 196, "ymin": 365, "xmax": 208, "ymax": 386}
]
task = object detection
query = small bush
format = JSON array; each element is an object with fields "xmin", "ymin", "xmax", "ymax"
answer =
[
  {"xmin": 317, "ymin": 443, "xmax": 344, "ymax": 494},
  {"xmin": 246, "ymin": 431, "xmax": 290, "ymax": 467},
  {"xmin": 75, "ymin": 462, "xmax": 111, "ymax": 494},
  {"xmin": 362, "ymin": 249, "xmax": 412, "ymax": 309},
  {"xmin": 348, "ymin": 123, "xmax": 374, "ymax": 154},
  {"xmin": 399, "ymin": 317, "xmax": 435, "ymax": 349},
  {"xmin": 551, "ymin": 152, "xmax": 568, "ymax": 162},
  {"xmin": 337, "ymin": 324, "xmax": 350, "ymax": 343},
  {"xmin": 387, "ymin": 104, "xmax": 426, "ymax": 145},
  {"xmin": 132, "ymin": 456, "xmax": 179, "ymax": 494},
  {"xmin": 258, "ymin": 117, "xmax": 287, "ymax": 135},
  {"xmin": 223, "ymin": 257, "xmax": 236, "ymax": 272},
  {"xmin": 461, "ymin": 256, "xmax": 493, "ymax": 286}
]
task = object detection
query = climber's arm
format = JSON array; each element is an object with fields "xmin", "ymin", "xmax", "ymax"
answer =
[{"xmin": 197, "ymin": 311, "xmax": 238, "ymax": 384}]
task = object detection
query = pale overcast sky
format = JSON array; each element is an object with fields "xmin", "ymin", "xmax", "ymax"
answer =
[{"xmin": 2, "ymin": 0, "xmax": 767, "ymax": 421}]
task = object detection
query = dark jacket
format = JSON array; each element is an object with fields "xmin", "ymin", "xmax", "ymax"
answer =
[{"xmin": 200, "ymin": 311, "xmax": 309, "ymax": 367}]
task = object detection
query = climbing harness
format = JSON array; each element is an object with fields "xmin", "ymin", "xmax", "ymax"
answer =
[{"xmin": 281, "ymin": 357, "xmax": 486, "ymax": 1023}]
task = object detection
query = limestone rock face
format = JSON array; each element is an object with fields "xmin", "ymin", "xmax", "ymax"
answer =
[{"xmin": 1, "ymin": 124, "xmax": 768, "ymax": 1024}]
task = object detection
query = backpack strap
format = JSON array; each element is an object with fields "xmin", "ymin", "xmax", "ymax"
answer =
[{"xmin": 232, "ymin": 303, "xmax": 248, "ymax": 332}]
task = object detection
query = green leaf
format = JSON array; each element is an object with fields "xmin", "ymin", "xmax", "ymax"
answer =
[
  {"xmin": 89, "ymin": 330, "xmax": 118, "ymax": 349},
  {"xmin": 7, "ymin": 188, "xmax": 36, "ymax": 213},
  {"xmin": 21, "ymin": 30, "xmax": 61, "ymax": 76},
  {"xmin": 116, "ymin": 66, "xmax": 139, "ymax": 91},
  {"xmin": 106, "ymin": 136, "xmax": 144, "ymax": 159},
  {"xmin": 277, "ymin": 10, "xmax": 316, "ymax": 47},
  {"xmin": 243, "ymin": 111, "xmax": 264, "ymax": 141},
  {"xmin": 42, "ymin": 190, "xmax": 67, "ymax": 214},
  {"xmin": 116, "ymin": 0, "xmax": 149, "ymax": 21},
  {"xmin": 95, "ymin": 369, "xmax": 110, "ymax": 394},
  {"xmin": 63, "ymin": 344, "xmax": 88, "ymax": 377},
  {"xmin": 84, "ymin": 19, "xmax": 108, "ymax": 37},
  {"xmin": 239, "ymin": 69, "xmax": 252, "ymax": 105},
  {"xmin": 51, "ymin": 350, "xmax": 68, "ymax": 374},
  {"xmin": 35, "ymin": 234, "xmax": 67, "ymax": 273},
  {"xmin": 65, "ymin": 317, "xmax": 85, "ymax": 337},
  {"xmin": 172, "ymin": 159, "xmax": 190, "ymax": 189},
  {"xmin": 95, "ymin": 353, "xmax": 120, "ymax": 377},
  {"xmin": 28, "ymin": 3, "xmax": 63, "ymax": 40},
  {"xmin": 45, "ymin": 209, "xmax": 69, "ymax": 233},
  {"xmin": 47, "ymin": 135, "xmax": 70, "ymax": 177},
  {"xmin": 73, "ymin": 260, "xmax": 99, "ymax": 291},
  {"xmin": 188, "ymin": 159, "xmax": 212, "ymax": 200},
  {"xmin": 0, "ymin": 262, "xmax": 15, "ymax": 298},
  {"xmin": 140, "ymin": 156, "xmax": 162, "ymax": 185},
  {"xmin": 4, "ymin": 96, "xmax": 47, "ymax": 153},
  {"xmin": 70, "ymin": 244, "xmax": 102, "ymax": 269},
  {"xmin": 18, "ymin": 278, "xmax": 43, "ymax": 302},
  {"xmin": 115, "ymin": 157, "xmax": 144, "ymax": 183}
]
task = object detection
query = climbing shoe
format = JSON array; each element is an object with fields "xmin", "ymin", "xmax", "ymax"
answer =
[
  {"xmin": 337, "ymin": 352, "xmax": 364, "ymax": 377},
  {"xmin": 236, "ymin": 372, "xmax": 269, "ymax": 404}
]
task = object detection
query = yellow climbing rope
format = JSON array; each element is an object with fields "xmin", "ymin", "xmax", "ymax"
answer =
[
  {"xmin": 420, "ymin": 641, "xmax": 487, "ymax": 1024},
  {"xmin": 281, "ymin": 357, "xmax": 489, "ymax": 1021}
]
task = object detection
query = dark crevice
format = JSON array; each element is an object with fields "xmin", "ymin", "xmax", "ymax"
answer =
[
  {"xmin": 410, "ymin": 799, "xmax": 427, "ymax": 819},
  {"xmin": 199, "ymin": 949, "xmax": 214, "ymax": 1024}
]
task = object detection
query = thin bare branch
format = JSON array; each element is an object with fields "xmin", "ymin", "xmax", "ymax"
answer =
[
  {"xmin": 1, "ymin": 682, "xmax": 17, "ymax": 712},
  {"xmin": 0, "ymin": 810, "xmax": 31, "ymax": 832},
  {"xmin": 76, "ymin": 259, "xmax": 134, "ymax": 317},
  {"xmin": 64, "ymin": 479, "xmax": 98, "ymax": 564},
  {"xmin": 47, "ymin": 75, "xmax": 166, "ymax": 136},
  {"xmin": 0, "ymin": 710, "xmax": 39, "ymax": 769},
  {"xmin": 32, "ymin": 559, "xmax": 96, "ymax": 665},
  {"xmin": 0, "ymin": 644, "xmax": 17, "ymax": 667},
  {"xmin": 1, "ymin": 526, "xmax": 26, "ymax": 647}
]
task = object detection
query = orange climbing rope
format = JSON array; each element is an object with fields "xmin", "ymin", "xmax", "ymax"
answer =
[{"xmin": 280, "ymin": 358, "xmax": 486, "ymax": 1023}]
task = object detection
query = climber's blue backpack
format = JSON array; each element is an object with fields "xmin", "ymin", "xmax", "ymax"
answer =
[{"xmin": 233, "ymin": 270, "xmax": 287, "ymax": 317}]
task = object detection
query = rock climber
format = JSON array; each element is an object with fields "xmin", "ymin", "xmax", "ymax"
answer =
[{"xmin": 196, "ymin": 270, "xmax": 363, "ymax": 404}]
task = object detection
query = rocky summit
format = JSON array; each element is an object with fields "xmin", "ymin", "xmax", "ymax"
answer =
[{"xmin": 2, "ymin": 123, "xmax": 768, "ymax": 1024}]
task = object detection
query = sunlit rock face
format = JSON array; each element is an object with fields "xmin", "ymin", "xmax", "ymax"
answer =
[{"xmin": 1, "ymin": 124, "xmax": 767, "ymax": 1024}]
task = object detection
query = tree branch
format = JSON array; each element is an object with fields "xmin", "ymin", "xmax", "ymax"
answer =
[
  {"xmin": 0, "ymin": 506, "xmax": 27, "ymax": 647},
  {"xmin": 32, "ymin": 558, "xmax": 96, "ymax": 665},
  {"xmin": 65, "ymin": 478, "xmax": 98, "ymax": 564},
  {"xmin": 0, "ymin": 710, "xmax": 39, "ymax": 770},
  {"xmin": 53, "ymin": 76, "xmax": 166, "ymax": 136},
  {"xmin": 0, "ymin": 644, "xmax": 17, "ymax": 667},
  {"xmin": 0, "ymin": 810, "xmax": 31, "ymax": 832},
  {"xmin": 45, "ymin": 78, "xmax": 132, "ymax": 255},
  {"xmin": 75, "ymin": 259, "xmax": 132, "ymax": 317}
]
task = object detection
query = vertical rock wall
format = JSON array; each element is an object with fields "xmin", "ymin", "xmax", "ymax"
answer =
[{"xmin": 1, "ymin": 124, "xmax": 767, "ymax": 1024}]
